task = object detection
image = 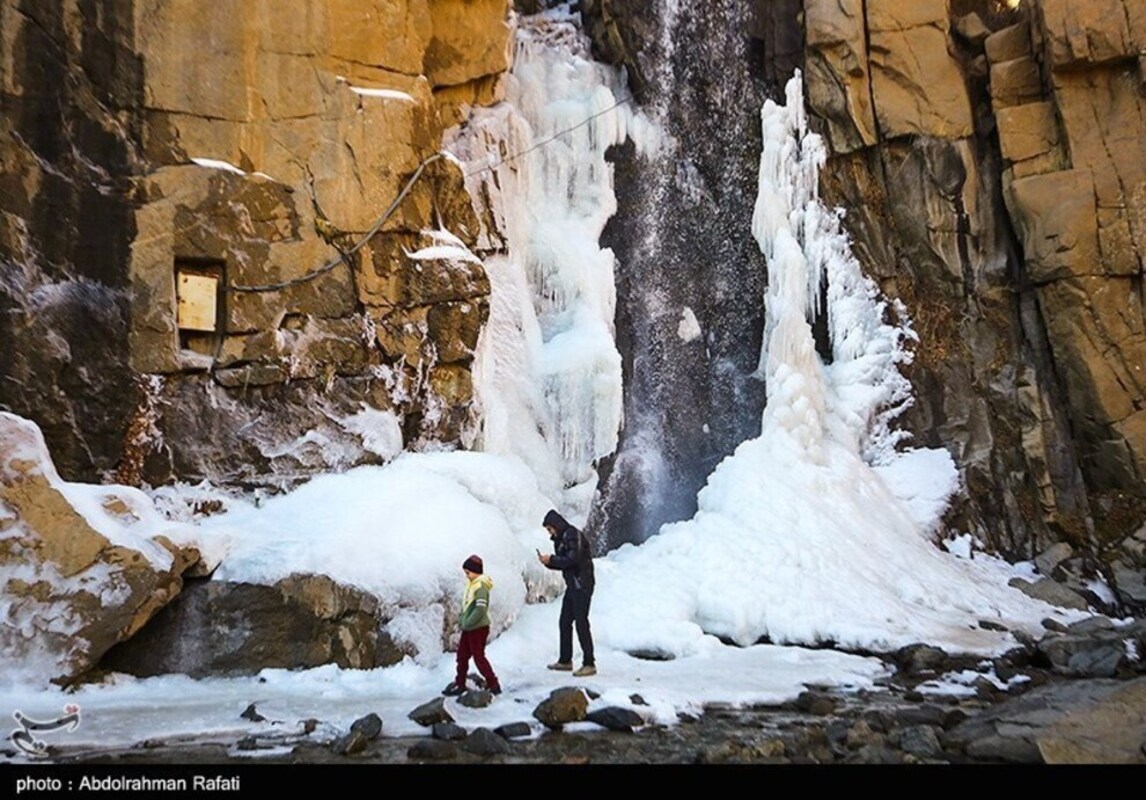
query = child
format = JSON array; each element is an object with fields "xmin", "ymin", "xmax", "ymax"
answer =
[{"xmin": 443, "ymin": 555, "xmax": 502, "ymax": 696}]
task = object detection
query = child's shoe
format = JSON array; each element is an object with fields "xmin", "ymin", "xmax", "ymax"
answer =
[{"xmin": 441, "ymin": 682, "xmax": 465, "ymax": 696}]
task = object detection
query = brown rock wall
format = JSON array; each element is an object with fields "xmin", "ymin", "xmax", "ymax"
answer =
[
  {"xmin": 808, "ymin": 0, "xmax": 1146, "ymax": 552},
  {"xmin": 3, "ymin": 0, "xmax": 511, "ymax": 486}
]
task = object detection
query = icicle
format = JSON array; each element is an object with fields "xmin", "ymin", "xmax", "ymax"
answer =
[
  {"xmin": 449, "ymin": 11, "xmax": 645, "ymax": 511},
  {"xmin": 753, "ymin": 70, "xmax": 915, "ymax": 463}
]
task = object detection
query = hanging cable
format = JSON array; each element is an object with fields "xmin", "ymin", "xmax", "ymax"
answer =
[{"xmin": 221, "ymin": 88, "xmax": 638, "ymax": 295}]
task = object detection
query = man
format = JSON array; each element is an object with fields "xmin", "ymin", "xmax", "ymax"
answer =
[{"xmin": 538, "ymin": 509, "xmax": 596, "ymax": 677}]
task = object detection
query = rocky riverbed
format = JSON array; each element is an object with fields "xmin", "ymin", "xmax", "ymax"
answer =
[{"xmin": 37, "ymin": 616, "xmax": 1146, "ymax": 766}]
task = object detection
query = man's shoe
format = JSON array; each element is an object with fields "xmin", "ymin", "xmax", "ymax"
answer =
[
  {"xmin": 573, "ymin": 665, "xmax": 596, "ymax": 677},
  {"xmin": 547, "ymin": 661, "xmax": 573, "ymax": 671},
  {"xmin": 442, "ymin": 682, "xmax": 465, "ymax": 696}
]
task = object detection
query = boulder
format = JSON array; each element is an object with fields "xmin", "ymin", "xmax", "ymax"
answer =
[
  {"xmin": 532, "ymin": 687, "xmax": 589, "ymax": 729},
  {"xmin": 407, "ymin": 739, "xmax": 458, "ymax": 760},
  {"xmin": 99, "ymin": 573, "xmax": 406, "ymax": 676},
  {"xmin": 432, "ymin": 722, "xmax": 467, "ymax": 741},
  {"xmin": 458, "ymin": 689, "xmax": 494, "ymax": 709},
  {"xmin": 460, "ymin": 727, "xmax": 511, "ymax": 756},
  {"xmin": 494, "ymin": 722, "xmax": 533, "ymax": 739},
  {"xmin": 0, "ymin": 413, "xmax": 199, "ymax": 685},
  {"xmin": 350, "ymin": 713, "xmax": 383, "ymax": 740},
  {"xmin": 1035, "ymin": 542, "xmax": 1075, "ymax": 577},
  {"xmin": 1008, "ymin": 576, "xmax": 1091, "ymax": 611},
  {"xmin": 586, "ymin": 706, "xmax": 645, "ymax": 732},
  {"xmin": 408, "ymin": 697, "xmax": 454, "ymax": 727}
]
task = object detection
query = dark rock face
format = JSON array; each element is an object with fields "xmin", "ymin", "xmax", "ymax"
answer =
[
  {"xmin": 0, "ymin": 1, "xmax": 143, "ymax": 482},
  {"xmin": 581, "ymin": 0, "xmax": 785, "ymax": 547},
  {"xmin": 98, "ymin": 574, "xmax": 406, "ymax": 677}
]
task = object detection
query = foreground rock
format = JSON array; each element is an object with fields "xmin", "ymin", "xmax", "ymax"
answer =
[
  {"xmin": 0, "ymin": 414, "xmax": 200, "ymax": 685},
  {"xmin": 533, "ymin": 687, "xmax": 589, "ymax": 729},
  {"xmin": 943, "ymin": 677, "xmax": 1146, "ymax": 764}
]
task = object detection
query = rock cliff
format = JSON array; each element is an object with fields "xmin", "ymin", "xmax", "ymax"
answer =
[
  {"xmin": 1, "ymin": 0, "xmax": 511, "ymax": 489},
  {"xmin": 583, "ymin": 0, "xmax": 1146, "ymax": 574},
  {"xmin": 3, "ymin": 0, "xmax": 1145, "ymax": 609},
  {"xmin": 802, "ymin": 0, "xmax": 1146, "ymax": 561}
]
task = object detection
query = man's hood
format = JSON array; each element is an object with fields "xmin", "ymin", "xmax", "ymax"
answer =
[{"xmin": 543, "ymin": 509, "xmax": 570, "ymax": 533}]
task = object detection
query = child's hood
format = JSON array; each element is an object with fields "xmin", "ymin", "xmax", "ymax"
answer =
[{"xmin": 469, "ymin": 574, "xmax": 493, "ymax": 590}]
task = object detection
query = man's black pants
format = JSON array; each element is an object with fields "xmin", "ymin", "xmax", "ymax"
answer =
[{"xmin": 558, "ymin": 587, "xmax": 594, "ymax": 666}]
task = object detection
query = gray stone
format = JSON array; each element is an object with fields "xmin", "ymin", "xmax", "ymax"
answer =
[
  {"xmin": 432, "ymin": 723, "xmax": 467, "ymax": 741},
  {"xmin": 896, "ymin": 644, "xmax": 948, "ymax": 674},
  {"xmin": 494, "ymin": 722, "xmax": 533, "ymax": 739},
  {"xmin": 331, "ymin": 730, "xmax": 369, "ymax": 756},
  {"xmin": 1068, "ymin": 616, "xmax": 1116, "ymax": 635},
  {"xmin": 350, "ymin": 713, "xmax": 382, "ymax": 740},
  {"xmin": 586, "ymin": 706, "xmax": 646, "ymax": 732},
  {"xmin": 407, "ymin": 739, "xmax": 458, "ymax": 761},
  {"xmin": 848, "ymin": 744, "xmax": 903, "ymax": 764},
  {"xmin": 891, "ymin": 704, "xmax": 947, "ymax": 728},
  {"xmin": 408, "ymin": 697, "xmax": 454, "ymax": 727},
  {"xmin": 1035, "ymin": 542, "xmax": 1074, "ymax": 576},
  {"xmin": 794, "ymin": 690, "xmax": 839, "ymax": 716},
  {"xmin": 894, "ymin": 724, "xmax": 943, "ymax": 759},
  {"xmin": 1112, "ymin": 563, "xmax": 1146, "ymax": 605},
  {"xmin": 460, "ymin": 727, "xmax": 511, "ymax": 756},
  {"xmin": 1008, "ymin": 577, "xmax": 1090, "ymax": 611},
  {"xmin": 945, "ymin": 677, "xmax": 1146, "ymax": 763},
  {"xmin": 965, "ymin": 734, "xmax": 1043, "ymax": 763},
  {"xmin": 1036, "ymin": 677, "xmax": 1146, "ymax": 763},
  {"xmin": 844, "ymin": 720, "xmax": 883, "ymax": 750},
  {"xmin": 1039, "ymin": 635, "xmax": 1126, "ymax": 678},
  {"xmin": 101, "ymin": 574, "xmax": 405, "ymax": 678},
  {"xmin": 458, "ymin": 689, "xmax": 493, "ymax": 709}
]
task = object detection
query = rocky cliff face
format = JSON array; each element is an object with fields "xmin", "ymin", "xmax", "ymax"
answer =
[
  {"xmin": 1, "ymin": 0, "xmax": 511, "ymax": 489},
  {"xmin": 803, "ymin": 0, "xmax": 1146, "ymax": 558},
  {"xmin": 584, "ymin": 0, "xmax": 1146, "ymax": 566},
  {"xmin": 3, "ymin": 0, "xmax": 1144, "ymax": 571}
]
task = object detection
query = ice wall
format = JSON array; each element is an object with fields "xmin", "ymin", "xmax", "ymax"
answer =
[{"xmin": 450, "ymin": 9, "xmax": 654, "ymax": 522}]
